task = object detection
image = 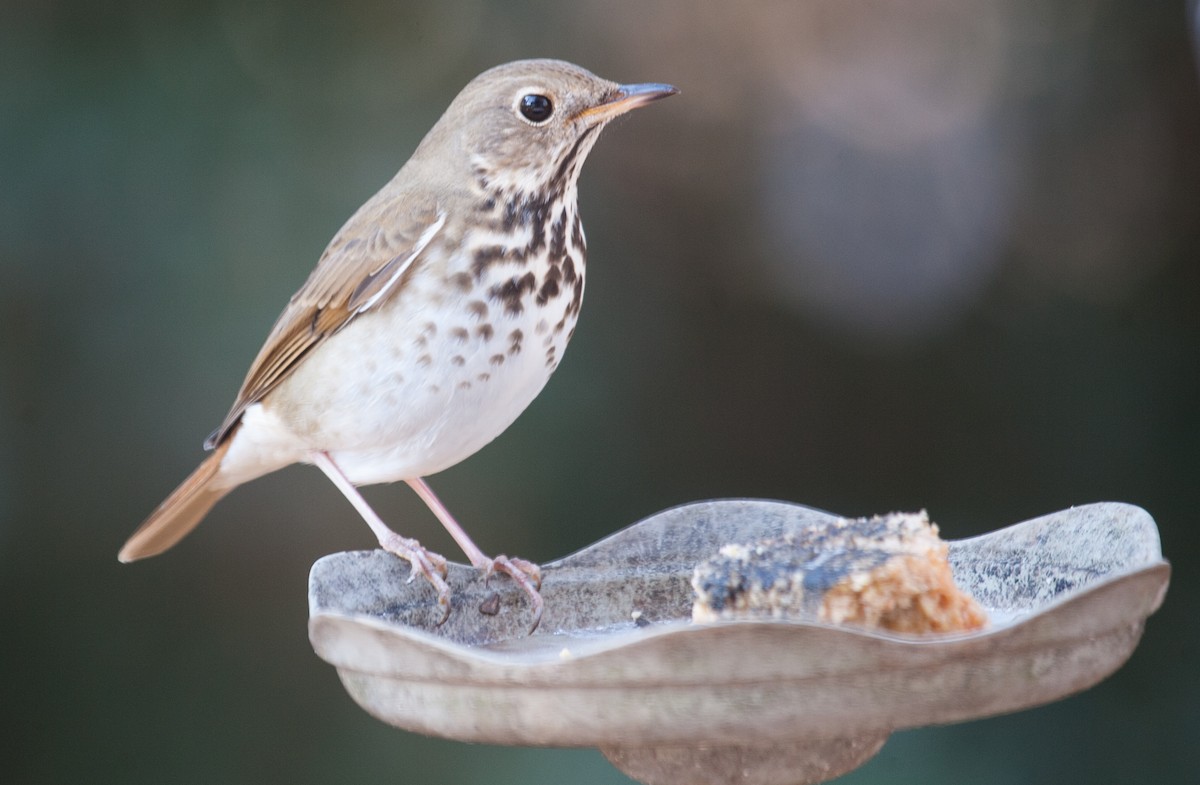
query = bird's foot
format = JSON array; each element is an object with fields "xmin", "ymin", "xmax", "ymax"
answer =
[
  {"xmin": 378, "ymin": 531, "xmax": 451, "ymax": 625},
  {"xmin": 482, "ymin": 555, "xmax": 544, "ymax": 633}
]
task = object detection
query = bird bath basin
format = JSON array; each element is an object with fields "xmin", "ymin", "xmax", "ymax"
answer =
[{"xmin": 308, "ymin": 501, "xmax": 1169, "ymax": 785}]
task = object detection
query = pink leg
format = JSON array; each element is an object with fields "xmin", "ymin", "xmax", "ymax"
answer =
[
  {"xmin": 406, "ymin": 477, "xmax": 544, "ymax": 632},
  {"xmin": 310, "ymin": 452, "xmax": 451, "ymax": 621}
]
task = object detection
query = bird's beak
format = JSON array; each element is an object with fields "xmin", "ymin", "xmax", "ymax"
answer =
[{"xmin": 575, "ymin": 82, "xmax": 679, "ymax": 123}]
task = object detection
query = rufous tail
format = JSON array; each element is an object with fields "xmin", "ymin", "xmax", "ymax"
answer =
[{"xmin": 119, "ymin": 439, "xmax": 233, "ymax": 562}]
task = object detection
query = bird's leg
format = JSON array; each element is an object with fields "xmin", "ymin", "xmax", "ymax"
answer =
[
  {"xmin": 310, "ymin": 451, "xmax": 451, "ymax": 622},
  {"xmin": 406, "ymin": 477, "xmax": 544, "ymax": 632}
]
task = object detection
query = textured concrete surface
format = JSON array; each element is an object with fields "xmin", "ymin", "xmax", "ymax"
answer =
[{"xmin": 309, "ymin": 500, "xmax": 1168, "ymax": 785}]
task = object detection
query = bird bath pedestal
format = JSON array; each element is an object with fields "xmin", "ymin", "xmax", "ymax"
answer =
[{"xmin": 308, "ymin": 501, "xmax": 1168, "ymax": 785}]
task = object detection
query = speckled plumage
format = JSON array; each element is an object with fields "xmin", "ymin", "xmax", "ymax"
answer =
[{"xmin": 120, "ymin": 59, "xmax": 676, "ymax": 630}]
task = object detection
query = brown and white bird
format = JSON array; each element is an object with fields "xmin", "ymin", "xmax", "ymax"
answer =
[{"xmin": 119, "ymin": 59, "xmax": 677, "ymax": 630}]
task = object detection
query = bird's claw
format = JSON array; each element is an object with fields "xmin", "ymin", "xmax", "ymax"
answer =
[
  {"xmin": 379, "ymin": 533, "xmax": 541, "ymax": 631},
  {"xmin": 379, "ymin": 533, "xmax": 451, "ymax": 624},
  {"xmin": 411, "ymin": 556, "xmax": 452, "ymax": 626},
  {"xmin": 484, "ymin": 554, "xmax": 544, "ymax": 634}
]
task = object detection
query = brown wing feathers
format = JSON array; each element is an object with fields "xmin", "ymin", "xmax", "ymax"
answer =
[
  {"xmin": 205, "ymin": 204, "xmax": 443, "ymax": 448},
  {"xmin": 123, "ymin": 203, "xmax": 442, "ymax": 561}
]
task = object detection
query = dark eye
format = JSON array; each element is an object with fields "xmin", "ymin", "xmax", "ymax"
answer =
[{"xmin": 519, "ymin": 94, "xmax": 553, "ymax": 123}]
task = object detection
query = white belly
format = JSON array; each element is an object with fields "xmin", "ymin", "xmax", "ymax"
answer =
[{"xmin": 218, "ymin": 256, "xmax": 582, "ymax": 487}]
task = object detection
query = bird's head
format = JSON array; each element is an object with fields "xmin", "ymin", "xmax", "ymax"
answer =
[{"xmin": 415, "ymin": 59, "xmax": 677, "ymax": 197}]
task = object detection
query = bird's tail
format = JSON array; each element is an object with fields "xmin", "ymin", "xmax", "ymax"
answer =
[{"xmin": 119, "ymin": 439, "xmax": 233, "ymax": 562}]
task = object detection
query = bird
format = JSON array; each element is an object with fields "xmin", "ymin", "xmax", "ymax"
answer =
[{"xmin": 119, "ymin": 59, "xmax": 678, "ymax": 632}]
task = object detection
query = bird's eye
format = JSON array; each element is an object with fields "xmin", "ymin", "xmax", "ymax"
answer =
[{"xmin": 519, "ymin": 94, "xmax": 554, "ymax": 124}]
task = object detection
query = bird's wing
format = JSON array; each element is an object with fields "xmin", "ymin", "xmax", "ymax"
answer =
[{"xmin": 205, "ymin": 200, "xmax": 447, "ymax": 448}]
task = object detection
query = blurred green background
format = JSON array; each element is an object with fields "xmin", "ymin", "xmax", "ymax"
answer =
[{"xmin": 3, "ymin": 1, "xmax": 1197, "ymax": 783}]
